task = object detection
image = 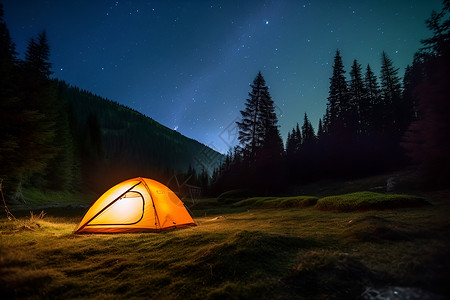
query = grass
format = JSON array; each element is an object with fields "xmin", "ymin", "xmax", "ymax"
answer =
[
  {"xmin": 316, "ymin": 191, "xmax": 429, "ymax": 211},
  {"xmin": 0, "ymin": 191, "xmax": 449, "ymax": 299}
]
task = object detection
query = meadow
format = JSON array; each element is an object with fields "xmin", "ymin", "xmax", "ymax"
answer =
[{"xmin": 1, "ymin": 189, "xmax": 449, "ymax": 299}]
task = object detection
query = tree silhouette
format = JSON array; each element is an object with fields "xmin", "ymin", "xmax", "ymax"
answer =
[
  {"xmin": 236, "ymin": 71, "xmax": 268, "ymax": 158},
  {"xmin": 348, "ymin": 59, "xmax": 364, "ymax": 136},
  {"xmin": 325, "ymin": 50, "xmax": 349, "ymax": 136},
  {"xmin": 301, "ymin": 113, "xmax": 316, "ymax": 145},
  {"xmin": 380, "ymin": 51, "xmax": 402, "ymax": 136},
  {"xmin": 363, "ymin": 64, "xmax": 381, "ymax": 134},
  {"xmin": 24, "ymin": 31, "xmax": 52, "ymax": 78}
]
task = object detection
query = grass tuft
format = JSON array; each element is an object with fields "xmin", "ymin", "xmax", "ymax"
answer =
[{"xmin": 316, "ymin": 191, "xmax": 429, "ymax": 211}]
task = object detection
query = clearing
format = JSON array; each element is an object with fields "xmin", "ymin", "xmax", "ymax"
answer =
[{"xmin": 0, "ymin": 189, "xmax": 449, "ymax": 299}]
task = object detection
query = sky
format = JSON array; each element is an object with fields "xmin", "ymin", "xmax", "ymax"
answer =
[{"xmin": 3, "ymin": 0, "xmax": 444, "ymax": 154}]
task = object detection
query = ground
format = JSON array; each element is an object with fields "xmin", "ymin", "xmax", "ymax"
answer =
[{"xmin": 0, "ymin": 186, "xmax": 449, "ymax": 299}]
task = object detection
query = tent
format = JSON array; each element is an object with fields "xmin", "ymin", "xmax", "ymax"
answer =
[{"xmin": 74, "ymin": 177, "xmax": 196, "ymax": 233}]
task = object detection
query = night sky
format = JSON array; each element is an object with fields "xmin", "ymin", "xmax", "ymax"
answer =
[{"xmin": 3, "ymin": 0, "xmax": 443, "ymax": 153}]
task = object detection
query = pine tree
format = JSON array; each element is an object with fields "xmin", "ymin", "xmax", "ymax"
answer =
[
  {"xmin": 380, "ymin": 51, "xmax": 402, "ymax": 135},
  {"xmin": 286, "ymin": 131, "xmax": 294, "ymax": 157},
  {"xmin": 363, "ymin": 64, "xmax": 381, "ymax": 134},
  {"xmin": 286, "ymin": 123, "xmax": 302, "ymax": 157},
  {"xmin": 233, "ymin": 72, "xmax": 284, "ymax": 191},
  {"xmin": 236, "ymin": 71, "xmax": 282, "ymax": 159},
  {"xmin": 348, "ymin": 59, "xmax": 364, "ymax": 135},
  {"xmin": 301, "ymin": 113, "xmax": 316, "ymax": 144},
  {"xmin": 236, "ymin": 72, "xmax": 267, "ymax": 157},
  {"xmin": 24, "ymin": 30, "xmax": 52, "ymax": 78},
  {"xmin": 326, "ymin": 50, "xmax": 349, "ymax": 135}
]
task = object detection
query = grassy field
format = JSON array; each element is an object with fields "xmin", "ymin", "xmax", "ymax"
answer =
[{"xmin": 1, "ymin": 190, "xmax": 449, "ymax": 299}]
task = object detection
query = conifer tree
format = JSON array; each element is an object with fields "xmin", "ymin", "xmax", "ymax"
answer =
[
  {"xmin": 236, "ymin": 71, "xmax": 282, "ymax": 159},
  {"xmin": 326, "ymin": 50, "xmax": 349, "ymax": 135},
  {"xmin": 301, "ymin": 113, "xmax": 316, "ymax": 144},
  {"xmin": 380, "ymin": 51, "xmax": 402, "ymax": 135},
  {"xmin": 363, "ymin": 64, "xmax": 381, "ymax": 133},
  {"xmin": 286, "ymin": 123, "xmax": 302, "ymax": 158},
  {"xmin": 348, "ymin": 59, "xmax": 364, "ymax": 135},
  {"xmin": 236, "ymin": 72, "xmax": 267, "ymax": 157},
  {"xmin": 24, "ymin": 30, "xmax": 52, "ymax": 78}
]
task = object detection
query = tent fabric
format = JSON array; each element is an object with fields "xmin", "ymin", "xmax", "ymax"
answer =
[{"xmin": 74, "ymin": 177, "xmax": 196, "ymax": 233}]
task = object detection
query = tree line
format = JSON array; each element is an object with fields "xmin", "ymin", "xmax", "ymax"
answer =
[{"xmin": 211, "ymin": 1, "xmax": 450, "ymax": 194}]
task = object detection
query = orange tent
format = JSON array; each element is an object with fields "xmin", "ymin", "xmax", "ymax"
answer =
[{"xmin": 74, "ymin": 177, "xmax": 196, "ymax": 233}]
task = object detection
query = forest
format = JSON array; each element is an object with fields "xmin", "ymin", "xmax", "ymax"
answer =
[{"xmin": 211, "ymin": 2, "xmax": 450, "ymax": 195}]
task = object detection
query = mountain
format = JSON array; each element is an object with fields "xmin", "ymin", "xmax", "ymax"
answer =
[{"xmin": 61, "ymin": 82, "xmax": 223, "ymax": 191}]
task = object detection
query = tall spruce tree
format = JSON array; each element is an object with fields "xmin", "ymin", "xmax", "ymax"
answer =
[
  {"xmin": 326, "ymin": 50, "xmax": 349, "ymax": 135},
  {"xmin": 236, "ymin": 72, "xmax": 267, "ymax": 157},
  {"xmin": 236, "ymin": 71, "xmax": 282, "ymax": 158},
  {"xmin": 233, "ymin": 72, "xmax": 284, "ymax": 191},
  {"xmin": 363, "ymin": 64, "xmax": 381, "ymax": 134},
  {"xmin": 301, "ymin": 113, "xmax": 316, "ymax": 145},
  {"xmin": 380, "ymin": 51, "xmax": 402, "ymax": 135},
  {"xmin": 286, "ymin": 131, "xmax": 295, "ymax": 158},
  {"xmin": 348, "ymin": 59, "xmax": 364, "ymax": 135},
  {"xmin": 24, "ymin": 31, "xmax": 52, "ymax": 78},
  {"xmin": 286, "ymin": 123, "xmax": 302, "ymax": 159}
]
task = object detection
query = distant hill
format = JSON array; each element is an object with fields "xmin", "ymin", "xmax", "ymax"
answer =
[{"xmin": 61, "ymin": 82, "xmax": 223, "ymax": 189}]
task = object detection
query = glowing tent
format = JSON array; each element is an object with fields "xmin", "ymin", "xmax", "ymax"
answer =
[{"xmin": 74, "ymin": 177, "xmax": 196, "ymax": 233}]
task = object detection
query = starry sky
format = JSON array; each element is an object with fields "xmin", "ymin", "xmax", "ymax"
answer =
[{"xmin": 3, "ymin": 0, "xmax": 443, "ymax": 153}]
